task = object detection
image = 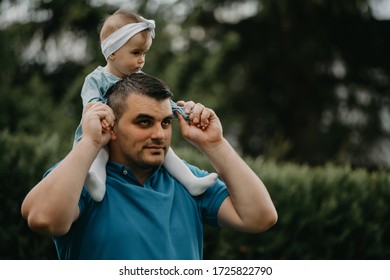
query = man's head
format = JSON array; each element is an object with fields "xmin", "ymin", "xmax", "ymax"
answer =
[{"xmin": 107, "ymin": 73, "xmax": 174, "ymax": 178}]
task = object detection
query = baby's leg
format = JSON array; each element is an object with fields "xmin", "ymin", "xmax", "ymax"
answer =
[
  {"xmin": 85, "ymin": 146, "xmax": 109, "ymax": 202},
  {"xmin": 163, "ymin": 147, "xmax": 218, "ymax": 196}
]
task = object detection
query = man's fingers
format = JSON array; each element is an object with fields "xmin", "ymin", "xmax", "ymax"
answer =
[
  {"xmin": 84, "ymin": 103, "xmax": 115, "ymax": 127},
  {"xmin": 175, "ymin": 101, "xmax": 214, "ymax": 129},
  {"xmin": 191, "ymin": 103, "xmax": 213, "ymax": 128},
  {"xmin": 178, "ymin": 100, "xmax": 196, "ymax": 115},
  {"xmin": 176, "ymin": 113, "xmax": 191, "ymax": 138}
]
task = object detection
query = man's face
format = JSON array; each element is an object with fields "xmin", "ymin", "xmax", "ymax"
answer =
[{"xmin": 110, "ymin": 93, "xmax": 173, "ymax": 172}]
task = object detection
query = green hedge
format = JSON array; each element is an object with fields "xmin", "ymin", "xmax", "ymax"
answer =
[
  {"xmin": 202, "ymin": 157, "xmax": 390, "ymax": 259},
  {"xmin": 3, "ymin": 140, "xmax": 390, "ymax": 259}
]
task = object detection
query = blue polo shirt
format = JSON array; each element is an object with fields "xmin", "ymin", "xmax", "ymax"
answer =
[{"xmin": 52, "ymin": 161, "xmax": 229, "ymax": 260}]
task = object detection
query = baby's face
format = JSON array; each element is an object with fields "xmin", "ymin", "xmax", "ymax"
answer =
[{"xmin": 107, "ymin": 31, "xmax": 153, "ymax": 78}]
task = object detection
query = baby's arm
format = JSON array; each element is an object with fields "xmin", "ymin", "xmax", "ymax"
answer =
[{"xmin": 81, "ymin": 74, "xmax": 107, "ymax": 107}]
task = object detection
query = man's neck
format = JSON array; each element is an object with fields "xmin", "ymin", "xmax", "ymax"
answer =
[
  {"xmin": 131, "ymin": 167, "xmax": 155, "ymax": 185},
  {"xmin": 112, "ymin": 160, "xmax": 159, "ymax": 185}
]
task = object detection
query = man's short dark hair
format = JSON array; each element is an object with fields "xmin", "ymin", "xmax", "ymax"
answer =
[{"xmin": 107, "ymin": 72, "xmax": 174, "ymax": 120}]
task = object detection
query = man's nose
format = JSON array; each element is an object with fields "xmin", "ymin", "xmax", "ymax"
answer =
[{"xmin": 151, "ymin": 124, "xmax": 164, "ymax": 139}]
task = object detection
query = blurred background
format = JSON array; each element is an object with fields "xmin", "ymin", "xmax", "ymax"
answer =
[{"xmin": 2, "ymin": 0, "xmax": 390, "ymax": 259}]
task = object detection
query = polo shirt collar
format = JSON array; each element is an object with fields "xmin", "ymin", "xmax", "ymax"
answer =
[{"xmin": 107, "ymin": 161, "xmax": 162, "ymax": 182}]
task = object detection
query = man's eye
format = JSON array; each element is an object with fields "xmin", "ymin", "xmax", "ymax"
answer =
[
  {"xmin": 138, "ymin": 120, "xmax": 151, "ymax": 126},
  {"xmin": 162, "ymin": 119, "xmax": 173, "ymax": 127}
]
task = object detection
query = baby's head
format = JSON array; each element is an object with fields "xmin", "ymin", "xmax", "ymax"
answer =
[
  {"xmin": 100, "ymin": 10, "xmax": 146, "ymax": 42},
  {"xmin": 100, "ymin": 9, "xmax": 155, "ymax": 76}
]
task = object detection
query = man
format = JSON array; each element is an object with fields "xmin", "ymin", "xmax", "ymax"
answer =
[{"xmin": 21, "ymin": 73, "xmax": 277, "ymax": 259}]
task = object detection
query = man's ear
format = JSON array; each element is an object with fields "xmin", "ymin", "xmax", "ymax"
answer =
[{"xmin": 110, "ymin": 126, "xmax": 117, "ymax": 140}]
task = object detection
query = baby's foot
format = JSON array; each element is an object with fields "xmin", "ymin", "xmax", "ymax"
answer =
[
  {"xmin": 184, "ymin": 172, "xmax": 218, "ymax": 196},
  {"xmin": 85, "ymin": 172, "xmax": 106, "ymax": 202}
]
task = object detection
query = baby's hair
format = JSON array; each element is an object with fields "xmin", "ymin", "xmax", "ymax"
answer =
[{"xmin": 100, "ymin": 9, "xmax": 144, "ymax": 42}]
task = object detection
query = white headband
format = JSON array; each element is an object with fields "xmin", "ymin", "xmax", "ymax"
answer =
[{"xmin": 101, "ymin": 17, "xmax": 155, "ymax": 60}]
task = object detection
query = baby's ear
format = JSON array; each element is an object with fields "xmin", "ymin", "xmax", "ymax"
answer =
[{"xmin": 108, "ymin": 53, "xmax": 115, "ymax": 60}]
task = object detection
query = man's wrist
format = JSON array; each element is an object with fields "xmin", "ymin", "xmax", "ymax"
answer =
[
  {"xmin": 77, "ymin": 136, "xmax": 103, "ymax": 154},
  {"xmin": 200, "ymin": 138, "xmax": 230, "ymax": 158}
]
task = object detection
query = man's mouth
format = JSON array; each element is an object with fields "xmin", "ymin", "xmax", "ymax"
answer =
[{"xmin": 145, "ymin": 145, "xmax": 165, "ymax": 153}]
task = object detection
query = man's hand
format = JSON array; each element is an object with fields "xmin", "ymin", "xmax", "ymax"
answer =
[
  {"xmin": 175, "ymin": 100, "xmax": 223, "ymax": 152},
  {"xmin": 82, "ymin": 102, "xmax": 115, "ymax": 149}
]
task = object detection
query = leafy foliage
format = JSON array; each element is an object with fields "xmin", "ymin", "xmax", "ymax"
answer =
[{"xmin": 202, "ymin": 158, "xmax": 390, "ymax": 259}]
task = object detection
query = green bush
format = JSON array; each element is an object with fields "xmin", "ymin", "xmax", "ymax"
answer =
[
  {"xmin": 0, "ymin": 131, "xmax": 62, "ymax": 259},
  {"xmin": 200, "ymin": 158, "xmax": 390, "ymax": 259}
]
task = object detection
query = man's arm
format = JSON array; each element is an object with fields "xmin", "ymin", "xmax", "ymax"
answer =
[
  {"xmin": 202, "ymin": 138, "xmax": 277, "ymax": 233},
  {"xmin": 176, "ymin": 102, "xmax": 277, "ymax": 233},
  {"xmin": 21, "ymin": 103, "xmax": 114, "ymax": 236}
]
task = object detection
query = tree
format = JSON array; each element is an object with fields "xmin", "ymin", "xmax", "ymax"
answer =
[{"xmin": 152, "ymin": 0, "xmax": 390, "ymax": 166}]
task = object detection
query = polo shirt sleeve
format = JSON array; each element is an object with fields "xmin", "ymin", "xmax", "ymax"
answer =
[{"xmin": 184, "ymin": 161, "xmax": 230, "ymax": 227}]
